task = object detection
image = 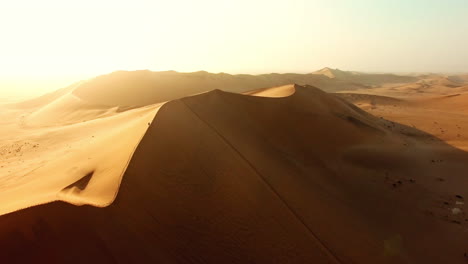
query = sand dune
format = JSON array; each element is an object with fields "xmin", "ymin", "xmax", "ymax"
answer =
[
  {"xmin": 312, "ymin": 67, "xmax": 419, "ymax": 86},
  {"xmin": 71, "ymin": 70, "xmax": 377, "ymax": 107},
  {"xmin": 447, "ymin": 74, "xmax": 468, "ymax": 84},
  {"xmin": 12, "ymin": 82, "xmax": 84, "ymax": 109},
  {"xmin": 354, "ymin": 91, "xmax": 468, "ymax": 151},
  {"xmin": 0, "ymin": 87, "xmax": 160, "ymax": 216},
  {"xmin": 243, "ymin": 84, "xmax": 296, "ymax": 97},
  {"xmin": 1, "ymin": 84, "xmax": 467, "ymax": 263},
  {"xmin": 334, "ymin": 93, "xmax": 404, "ymax": 109},
  {"xmin": 421, "ymin": 93, "xmax": 468, "ymax": 113},
  {"xmin": 24, "ymin": 91, "xmax": 131, "ymax": 127},
  {"xmin": 340, "ymin": 75, "xmax": 468, "ymax": 98},
  {"xmin": 54, "ymin": 69, "xmax": 462, "ymax": 108}
]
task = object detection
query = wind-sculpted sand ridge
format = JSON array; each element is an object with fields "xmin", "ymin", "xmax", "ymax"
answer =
[
  {"xmin": 1, "ymin": 84, "xmax": 467, "ymax": 263},
  {"xmin": 0, "ymin": 88, "xmax": 161, "ymax": 216}
]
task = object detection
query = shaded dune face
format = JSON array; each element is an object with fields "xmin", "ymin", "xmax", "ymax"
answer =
[{"xmin": 1, "ymin": 85, "xmax": 468, "ymax": 263}]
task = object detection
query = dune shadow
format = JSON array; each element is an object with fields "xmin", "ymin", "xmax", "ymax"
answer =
[{"xmin": 62, "ymin": 171, "xmax": 94, "ymax": 192}]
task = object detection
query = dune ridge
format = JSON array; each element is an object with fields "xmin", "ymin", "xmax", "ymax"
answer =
[
  {"xmin": 70, "ymin": 70, "xmax": 392, "ymax": 107},
  {"xmin": 0, "ymin": 87, "xmax": 161, "ymax": 216},
  {"xmin": 1, "ymin": 84, "xmax": 467, "ymax": 263}
]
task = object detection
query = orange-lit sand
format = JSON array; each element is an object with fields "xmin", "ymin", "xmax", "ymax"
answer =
[
  {"xmin": 0, "ymin": 88, "xmax": 160, "ymax": 216},
  {"xmin": 1, "ymin": 71, "xmax": 468, "ymax": 263}
]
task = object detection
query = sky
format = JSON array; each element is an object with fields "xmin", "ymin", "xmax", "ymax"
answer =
[{"xmin": 1, "ymin": 0, "xmax": 468, "ymax": 97}]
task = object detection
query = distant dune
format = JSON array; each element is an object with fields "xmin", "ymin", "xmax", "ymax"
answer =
[
  {"xmin": 312, "ymin": 67, "xmax": 419, "ymax": 86},
  {"xmin": 71, "ymin": 70, "xmax": 378, "ymax": 107},
  {"xmin": 337, "ymin": 72, "xmax": 468, "ymax": 98},
  {"xmin": 447, "ymin": 74, "xmax": 468, "ymax": 84},
  {"xmin": 12, "ymin": 82, "xmax": 84, "ymax": 109},
  {"xmin": 70, "ymin": 69, "xmax": 466, "ymax": 108},
  {"xmin": 1, "ymin": 84, "xmax": 468, "ymax": 263}
]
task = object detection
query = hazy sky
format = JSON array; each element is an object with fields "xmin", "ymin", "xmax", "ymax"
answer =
[{"xmin": 1, "ymin": 0, "xmax": 467, "ymax": 96}]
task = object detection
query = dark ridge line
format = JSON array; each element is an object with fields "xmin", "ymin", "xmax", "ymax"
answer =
[{"xmin": 179, "ymin": 97, "xmax": 343, "ymax": 264}]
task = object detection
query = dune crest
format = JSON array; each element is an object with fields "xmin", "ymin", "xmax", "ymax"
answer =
[
  {"xmin": 1, "ymin": 84, "xmax": 467, "ymax": 263},
  {"xmin": 0, "ymin": 84, "xmax": 297, "ymax": 217},
  {"xmin": 0, "ymin": 87, "xmax": 161, "ymax": 216},
  {"xmin": 243, "ymin": 84, "xmax": 296, "ymax": 97}
]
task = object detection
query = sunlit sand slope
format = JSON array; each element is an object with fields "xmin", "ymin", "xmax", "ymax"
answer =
[{"xmin": 0, "ymin": 89, "xmax": 160, "ymax": 216}]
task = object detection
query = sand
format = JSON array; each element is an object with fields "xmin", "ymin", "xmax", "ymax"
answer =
[
  {"xmin": 71, "ymin": 70, "xmax": 381, "ymax": 107},
  {"xmin": 312, "ymin": 67, "xmax": 419, "ymax": 86},
  {"xmin": 1, "ymin": 70, "xmax": 468, "ymax": 263},
  {"xmin": 338, "ymin": 75, "xmax": 468, "ymax": 99},
  {"xmin": 0, "ymin": 88, "xmax": 160, "ymax": 216}
]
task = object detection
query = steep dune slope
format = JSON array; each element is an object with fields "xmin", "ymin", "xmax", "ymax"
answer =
[
  {"xmin": 1, "ymin": 85, "xmax": 467, "ymax": 263},
  {"xmin": 0, "ymin": 86, "xmax": 161, "ymax": 216}
]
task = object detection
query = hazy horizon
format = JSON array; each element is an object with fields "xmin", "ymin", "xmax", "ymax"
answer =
[
  {"xmin": 1, "ymin": 0, "xmax": 468, "ymax": 97},
  {"xmin": 2, "ymin": 67, "xmax": 468, "ymax": 99}
]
